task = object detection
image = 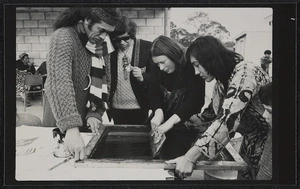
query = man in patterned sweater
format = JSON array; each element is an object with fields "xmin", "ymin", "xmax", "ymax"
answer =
[{"xmin": 42, "ymin": 8, "xmax": 121, "ymax": 161}]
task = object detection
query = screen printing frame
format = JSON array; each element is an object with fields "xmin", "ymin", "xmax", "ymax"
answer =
[{"xmin": 75, "ymin": 124, "xmax": 247, "ymax": 172}]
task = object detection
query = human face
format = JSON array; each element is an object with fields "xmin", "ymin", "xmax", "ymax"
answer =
[
  {"xmin": 190, "ymin": 55, "xmax": 215, "ymax": 82},
  {"xmin": 84, "ymin": 19, "xmax": 114, "ymax": 44},
  {"xmin": 152, "ymin": 55, "xmax": 176, "ymax": 74},
  {"xmin": 28, "ymin": 59, "xmax": 34, "ymax": 66},
  {"xmin": 22, "ymin": 56, "xmax": 29, "ymax": 64},
  {"xmin": 112, "ymin": 32, "xmax": 132, "ymax": 50}
]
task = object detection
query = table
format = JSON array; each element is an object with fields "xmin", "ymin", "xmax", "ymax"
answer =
[{"xmin": 15, "ymin": 126, "xmax": 181, "ymax": 180}]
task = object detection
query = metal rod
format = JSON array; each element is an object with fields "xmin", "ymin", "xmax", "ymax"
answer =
[{"xmin": 48, "ymin": 156, "xmax": 73, "ymax": 171}]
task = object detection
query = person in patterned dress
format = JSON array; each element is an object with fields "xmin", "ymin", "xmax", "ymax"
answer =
[
  {"xmin": 16, "ymin": 53, "xmax": 32, "ymax": 106},
  {"xmin": 166, "ymin": 36, "xmax": 271, "ymax": 180}
]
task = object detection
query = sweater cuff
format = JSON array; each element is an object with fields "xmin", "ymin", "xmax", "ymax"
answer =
[
  {"xmin": 56, "ymin": 114, "xmax": 83, "ymax": 133},
  {"xmin": 174, "ymin": 110, "xmax": 187, "ymax": 122},
  {"xmin": 86, "ymin": 111, "xmax": 103, "ymax": 122}
]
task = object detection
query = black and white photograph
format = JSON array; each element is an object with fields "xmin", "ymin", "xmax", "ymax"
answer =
[{"xmin": 3, "ymin": 2, "xmax": 297, "ymax": 186}]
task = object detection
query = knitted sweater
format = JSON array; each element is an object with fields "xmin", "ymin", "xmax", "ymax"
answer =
[
  {"xmin": 107, "ymin": 39, "xmax": 152, "ymax": 118},
  {"xmin": 43, "ymin": 27, "xmax": 101, "ymax": 133}
]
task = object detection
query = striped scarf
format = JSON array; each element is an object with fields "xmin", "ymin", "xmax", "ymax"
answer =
[{"xmin": 85, "ymin": 36, "xmax": 115, "ymax": 111}]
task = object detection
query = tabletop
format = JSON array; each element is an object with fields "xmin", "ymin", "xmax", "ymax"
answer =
[{"xmin": 16, "ymin": 125, "xmax": 193, "ymax": 181}]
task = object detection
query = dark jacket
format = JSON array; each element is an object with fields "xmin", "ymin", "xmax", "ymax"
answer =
[
  {"xmin": 107, "ymin": 38, "xmax": 152, "ymax": 119},
  {"xmin": 16, "ymin": 60, "xmax": 36, "ymax": 74},
  {"xmin": 149, "ymin": 62, "xmax": 206, "ymax": 122}
]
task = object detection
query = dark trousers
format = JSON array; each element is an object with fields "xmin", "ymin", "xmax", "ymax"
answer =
[{"xmin": 111, "ymin": 108, "xmax": 147, "ymax": 125}]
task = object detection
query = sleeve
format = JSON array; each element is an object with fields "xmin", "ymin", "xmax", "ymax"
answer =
[
  {"xmin": 194, "ymin": 64, "xmax": 267, "ymax": 159},
  {"xmin": 139, "ymin": 52, "xmax": 152, "ymax": 91},
  {"xmin": 148, "ymin": 62, "xmax": 164, "ymax": 111},
  {"xmin": 16, "ymin": 61, "xmax": 21, "ymax": 70},
  {"xmin": 44, "ymin": 30, "xmax": 83, "ymax": 133},
  {"xmin": 185, "ymin": 101, "xmax": 217, "ymax": 131},
  {"xmin": 174, "ymin": 64, "xmax": 205, "ymax": 122},
  {"xmin": 141, "ymin": 56, "xmax": 152, "ymax": 89},
  {"xmin": 138, "ymin": 41, "xmax": 152, "ymax": 91},
  {"xmin": 85, "ymin": 101, "xmax": 106, "ymax": 122}
]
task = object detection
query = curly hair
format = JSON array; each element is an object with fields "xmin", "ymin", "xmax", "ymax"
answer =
[
  {"xmin": 53, "ymin": 7, "xmax": 122, "ymax": 31},
  {"xmin": 186, "ymin": 35, "xmax": 243, "ymax": 84},
  {"xmin": 110, "ymin": 16, "xmax": 137, "ymax": 39}
]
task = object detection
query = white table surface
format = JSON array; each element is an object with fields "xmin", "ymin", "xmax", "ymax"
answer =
[{"xmin": 16, "ymin": 126, "xmax": 182, "ymax": 181}]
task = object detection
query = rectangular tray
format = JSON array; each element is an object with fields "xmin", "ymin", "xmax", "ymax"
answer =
[{"xmin": 75, "ymin": 124, "xmax": 247, "ymax": 171}]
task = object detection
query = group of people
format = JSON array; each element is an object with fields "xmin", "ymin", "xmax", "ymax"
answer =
[{"xmin": 40, "ymin": 7, "xmax": 272, "ymax": 180}]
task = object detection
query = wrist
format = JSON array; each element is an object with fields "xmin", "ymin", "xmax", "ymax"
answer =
[
  {"xmin": 168, "ymin": 114, "xmax": 181, "ymax": 125},
  {"xmin": 184, "ymin": 154, "xmax": 196, "ymax": 165},
  {"xmin": 66, "ymin": 127, "xmax": 80, "ymax": 135},
  {"xmin": 185, "ymin": 146, "xmax": 202, "ymax": 164}
]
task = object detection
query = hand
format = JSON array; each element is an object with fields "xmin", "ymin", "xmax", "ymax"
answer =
[
  {"xmin": 86, "ymin": 117, "xmax": 102, "ymax": 134},
  {"xmin": 64, "ymin": 127, "xmax": 85, "ymax": 161},
  {"xmin": 166, "ymin": 156, "xmax": 194, "ymax": 179},
  {"xmin": 132, "ymin": 66, "xmax": 143, "ymax": 82},
  {"xmin": 150, "ymin": 109, "xmax": 164, "ymax": 130},
  {"xmin": 156, "ymin": 121, "xmax": 173, "ymax": 134},
  {"xmin": 156, "ymin": 114, "xmax": 180, "ymax": 134}
]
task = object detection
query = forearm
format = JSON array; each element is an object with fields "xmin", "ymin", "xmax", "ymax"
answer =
[
  {"xmin": 165, "ymin": 114, "xmax": 181, "ymax": 126},
  {"xmin": 45, "ymin": 34, "xmax": 82, "ymax": 132},
  {"xmin": 185, "ymin": 146, "xmax": 203, "ymax": 163}
]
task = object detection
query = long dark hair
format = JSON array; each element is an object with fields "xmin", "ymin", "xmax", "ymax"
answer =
[
  {"xmin": 186, "ymin": 36, "xmax": 243, "ymax": 85},
  {"xmin": 151, "ymin": 35, "xmax": 187, "ymax": 86}
]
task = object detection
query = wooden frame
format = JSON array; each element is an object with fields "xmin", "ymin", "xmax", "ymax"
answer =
[{"xmin": 75, "ymin": 124, "xmax": 247, "ymax": 172}]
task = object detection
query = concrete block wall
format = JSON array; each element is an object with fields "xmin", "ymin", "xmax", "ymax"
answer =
[
  {"xmin": 16, "ymin": 7, "xmax": 68, "ymax": 66},
  {"xmin": 16, "ymin": 7, "xmax": 167, "ymax": 67}
]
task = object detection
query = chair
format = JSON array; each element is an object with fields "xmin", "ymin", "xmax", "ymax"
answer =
[{"xmin": 23, "ymin": 75, "xmax": 44, "ymax": 111}]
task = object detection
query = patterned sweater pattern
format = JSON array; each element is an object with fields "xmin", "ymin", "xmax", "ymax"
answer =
[{"xmin": 44, "ymin": 27, "xmax": 92, "ymax": 133}]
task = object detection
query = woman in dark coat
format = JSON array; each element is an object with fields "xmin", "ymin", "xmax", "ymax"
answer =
[{"xmin": 149, "ymin": 36, "xmax": 206, "ymax": 158}]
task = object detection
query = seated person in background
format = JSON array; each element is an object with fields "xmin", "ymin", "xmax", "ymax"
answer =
[
  {"xmin": 16, "ymin": 53, "xmax": 32, "ymax": 106},
  {"xmin": 16, "ymin": 53, "xmax": 36, "ymax": 74},
  {"xmin": 16, "ymin": 69, "xmax": 31, "ymax": 106},
  {"xmin": 27, "ymin": 58, "xmax": 36, "ymax": 75},
  {"xmin": 103, "ymin": 16, "xmax": 152, "ymax": 125},
  {"xmin": 16, "ymin": 53, "xmax": 30, "ymax": 71}
]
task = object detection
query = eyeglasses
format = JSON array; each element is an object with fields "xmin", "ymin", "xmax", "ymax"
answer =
[{"xmin": 112, "ymin": 36, "xmax": 131, "ymax": 43}]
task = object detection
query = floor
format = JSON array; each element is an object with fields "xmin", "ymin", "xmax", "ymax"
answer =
[{"xmin": 16, "ymin": 95, "xmax": 44, "ymax": 120}]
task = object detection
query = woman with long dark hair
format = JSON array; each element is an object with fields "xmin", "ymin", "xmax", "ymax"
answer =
[
  {"xmin": 166, "ymin": 36, "xmax": 271, "ymax": 180},
  {"xmin": 149, "ymin": 36, "xmax": 205, "ymax": 158}
]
